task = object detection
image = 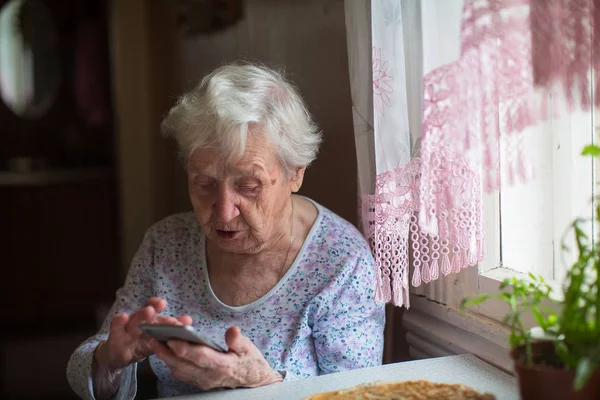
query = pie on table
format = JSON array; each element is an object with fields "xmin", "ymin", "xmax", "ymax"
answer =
[{"xmin": 303, "ymin": 380, "xmax": 496, "ymax": 400}]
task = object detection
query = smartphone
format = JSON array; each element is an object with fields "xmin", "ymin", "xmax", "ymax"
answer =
[{"xmin": 139, "ymin": 324, "xmax": 227, "ymax": 352}]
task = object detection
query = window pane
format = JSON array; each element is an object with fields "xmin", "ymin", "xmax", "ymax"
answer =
[
  {"xmin": 499, "ymin": 104, "xmax": 594, "ymax": 282},
  {"xmin": 500, "ymin": 122, "xmax": 555, "ymax": 280}
]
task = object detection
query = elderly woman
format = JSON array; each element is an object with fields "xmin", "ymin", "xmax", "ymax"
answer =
[{"xmin": 67, "ymin": 63, "xmax": 385, "ymax": 399}]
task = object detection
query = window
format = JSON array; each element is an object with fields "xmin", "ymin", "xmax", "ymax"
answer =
[
  {"xmin": 474, "ymin": 92, "xmax": 596, "ymax": 320},
  {"xmin": 405, "ymin": 59, "xmax": 598, "ymax": 372}
]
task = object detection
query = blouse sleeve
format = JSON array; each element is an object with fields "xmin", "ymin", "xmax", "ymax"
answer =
[
  {"xmin": 311, "ymin": 249, "xmax": 385, "ymax": 375},
  {"xmin": 66, "ymin": 229, "xmax": 157, "ymax": 399}
]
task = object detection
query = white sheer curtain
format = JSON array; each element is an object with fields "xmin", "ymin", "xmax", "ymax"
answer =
[
  {"xmin": 345, "ymin": 0, "xmax": 483, "ymax": 308},
  {"xmin": 346, "ymin": 0, "xmax": 420, "ymax": 308}
]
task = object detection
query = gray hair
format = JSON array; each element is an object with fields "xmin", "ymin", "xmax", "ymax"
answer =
[{"xmin": 161, "ymin": 63, "xmax": 322, "ymax": 176}]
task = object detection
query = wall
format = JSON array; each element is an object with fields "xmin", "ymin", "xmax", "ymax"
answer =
[
  {"xmin": 110, "ymin": 0, "xmax": 183, "ymax": 275},
  {"xmin": 174, "ymin": 0, "xmax": 357, "ymax": 224},
  {"xmin": 111, "ymin": 0, "xmax": 357, "ymax": 274}
]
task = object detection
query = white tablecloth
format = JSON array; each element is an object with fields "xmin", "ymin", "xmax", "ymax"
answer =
[{"xmin": 167, "ymin": 354, "xmax": 519, "ymax": 400}]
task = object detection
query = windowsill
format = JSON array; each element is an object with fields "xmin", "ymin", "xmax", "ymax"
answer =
[
  {"xmin": 476, "ymin": 268, "xmax": 561, "ymax": 326},
  {"xmin": 406, "ymin": 266, "xmax": 566, "ymax": 374},
  {"xmin": 410, "ymin": 294, "xmax": 510, "ymax": 346},
  {"xmin": 406, "ymin": 294, "xmax": 513, "ymax": 372},
  {"xmin": 479, "ymin": 267, "xmax": 525, "ymax": 286},
  {"xmin": 404, "ymin": 268, "xmax": 564, "ymax": 369},
  {"xmin": 480, "ymin": 267, "xmax": 564, "ymax": 301}
]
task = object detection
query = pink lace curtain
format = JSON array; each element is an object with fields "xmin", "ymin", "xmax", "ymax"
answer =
[{"xmin": 345, "ymin": 0, "xmax": 600, "ymax": 308}]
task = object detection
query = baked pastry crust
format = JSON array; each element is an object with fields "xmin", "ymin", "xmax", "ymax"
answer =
[{"xmin": 303, "ymin": 380, "xmax": 496, "ymax": 400}]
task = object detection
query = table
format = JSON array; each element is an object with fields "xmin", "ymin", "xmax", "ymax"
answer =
[{"xmin": 168, "ymin": 354, "xmax": 519, "ymax": 400}]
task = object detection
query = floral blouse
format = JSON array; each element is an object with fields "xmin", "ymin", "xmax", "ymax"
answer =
[{"xmin": 67, "ymin": 198, "xmax": 385, "ymax": 399}]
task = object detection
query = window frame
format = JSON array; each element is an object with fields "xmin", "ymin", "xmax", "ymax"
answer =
[{"xmin": 458, "ymin": 102, "xmax": 597, "ymax": 324}]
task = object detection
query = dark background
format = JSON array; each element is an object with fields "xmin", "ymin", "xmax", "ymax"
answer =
[{"xmin": 0, "ymin": 1, "xmax": 407, "ymax": 398}]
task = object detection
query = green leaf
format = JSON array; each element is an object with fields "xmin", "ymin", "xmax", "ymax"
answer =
[
  {"xmin": 531, "ymin": 307, "xmax": 547, "ymax": 329},
  {"xmin": 510, "ymin": 295, "xmax": 517, "ymax": 312},
  {"xmin": 574, "ymin": 358, "xmax": 595, "ymax": 390},
  {"xmin": 581, "ymin": 144, "xmax": 600, "ymax": 157},
  {"xmin": 509, "ymin": 333, "xmax": 524, "ymax": 348},
  {"xmin": 461, "ymin": 295, "xmax": 491, "ymax": 310},
  {"xmin": 528, "ymin": 272, "xmax": 538, "ymax": 281}
]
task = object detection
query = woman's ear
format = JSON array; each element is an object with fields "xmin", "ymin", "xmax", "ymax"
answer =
[{"xmin": 290, "ymin": 167, "xmax": 306, "ymax": 193}]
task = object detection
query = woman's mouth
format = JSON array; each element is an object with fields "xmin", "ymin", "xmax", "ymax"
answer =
[{"xmin": 215, "ymin": 230, "xmax": 240, "ymax": 240}]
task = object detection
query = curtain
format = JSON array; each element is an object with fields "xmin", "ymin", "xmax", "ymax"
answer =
[
  {"xmin": 346, "ymin": 0, "xmax": 424, "ymax": 308},
  {"xmin": 345, "ymin": 0, "xmax": 599, "ymax": 308},
  {"xmin": 345, "ymin": 0, "xmax": 480, "ymax": 308}
]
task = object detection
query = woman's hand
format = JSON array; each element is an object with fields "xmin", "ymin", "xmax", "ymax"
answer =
[
  {"xmin": 150, "ymin": 326, "xmax": 283, "ymax": 390},
  {"xmin": 95, "ymin": 297, "xmax": 192, "ymax": 371}
]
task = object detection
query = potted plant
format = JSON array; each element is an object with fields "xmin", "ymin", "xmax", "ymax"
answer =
[{"xmin": 461, "ymin": 145, "xmax": 600, "ymax": 400}]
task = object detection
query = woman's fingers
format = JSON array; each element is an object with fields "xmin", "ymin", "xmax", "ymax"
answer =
[
  {"xmin": 225, "ymin": 326, "xmax": 254, "ymax": 355},
  {"xmin": 103, "ymin": 300, "xmax": 190, "ymax": 369},
  {"xmin": 151, "ymin": 340, "xmax": 218, "ymax": 390},
  {"xmin": 222, "ymin": 326, "xmax": 282, "ymax": 387},
  {"xmin": 109, "ymin": 313, "xmax": 130, "ymax": 337},
  {"xmin": 129, "ymin": 297, "xmax": 168, "ymax": 333},
  {"xmin": 153, "ymin": 315, "xmax": 185, "ymax": 326},
  {"xmin": 153, "ymin": 328, "xmax": 279, "ymax": 390},
  {"xmin": 177, "ymin": 315, "xmax": 193, "ymax": 325},
  {"xmin": 149, "ymin": 339, "xmax": 169, "ymax": 358},
  {"xmin": 114, "ymin": 298, "xmax": 185, "ymax": 337},
  {"xmin": 101, "ymin": 314, "xmax": 136, "ymax": 368},
  {"xmin": 151, "ymin": 340, "xmax": 197, "ymax": 367},
  {"xmin": 145, "ymin": 297, "xmax": 168, "ymax": 313},
  {"xmin": 125, "ymin": 306, "xmax": 155, "ymax": 335},
  {"xmin": 166, "ymin": 340, "xmax": 226, "ymax": 368}
]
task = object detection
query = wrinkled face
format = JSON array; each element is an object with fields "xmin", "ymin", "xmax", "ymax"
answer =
[{"xmin": 187, "ymin": 132, "xmax": 304, "ymax": 254}]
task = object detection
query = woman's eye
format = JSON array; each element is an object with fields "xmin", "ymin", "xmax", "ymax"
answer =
[
  {"xmin": 193, "ymin": 179, "xmax": 216, "ymax": 191},
  {"xmin": 239, "ymin": 185, "xmax": 260, "ymax": 195}
]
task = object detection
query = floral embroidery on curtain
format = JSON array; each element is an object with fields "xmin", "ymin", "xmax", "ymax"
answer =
[{"xmin": 372, "ymin": 46, "xmax": 394, "ymax": 117}]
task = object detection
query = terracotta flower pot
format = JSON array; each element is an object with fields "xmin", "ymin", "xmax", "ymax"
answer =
[{"xmin": 510, "ymin": 341, "xmax": 600, "ymax": 400}]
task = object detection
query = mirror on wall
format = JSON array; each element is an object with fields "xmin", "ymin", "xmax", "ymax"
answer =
[{"xmin": 0, "ymin": 0, "xmax": 61, "ymax": 119}]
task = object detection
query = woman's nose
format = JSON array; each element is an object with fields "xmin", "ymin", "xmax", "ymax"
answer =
[{"xmin": 213, "ymin": 187, "xmax": 240, "ymax": 222}]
